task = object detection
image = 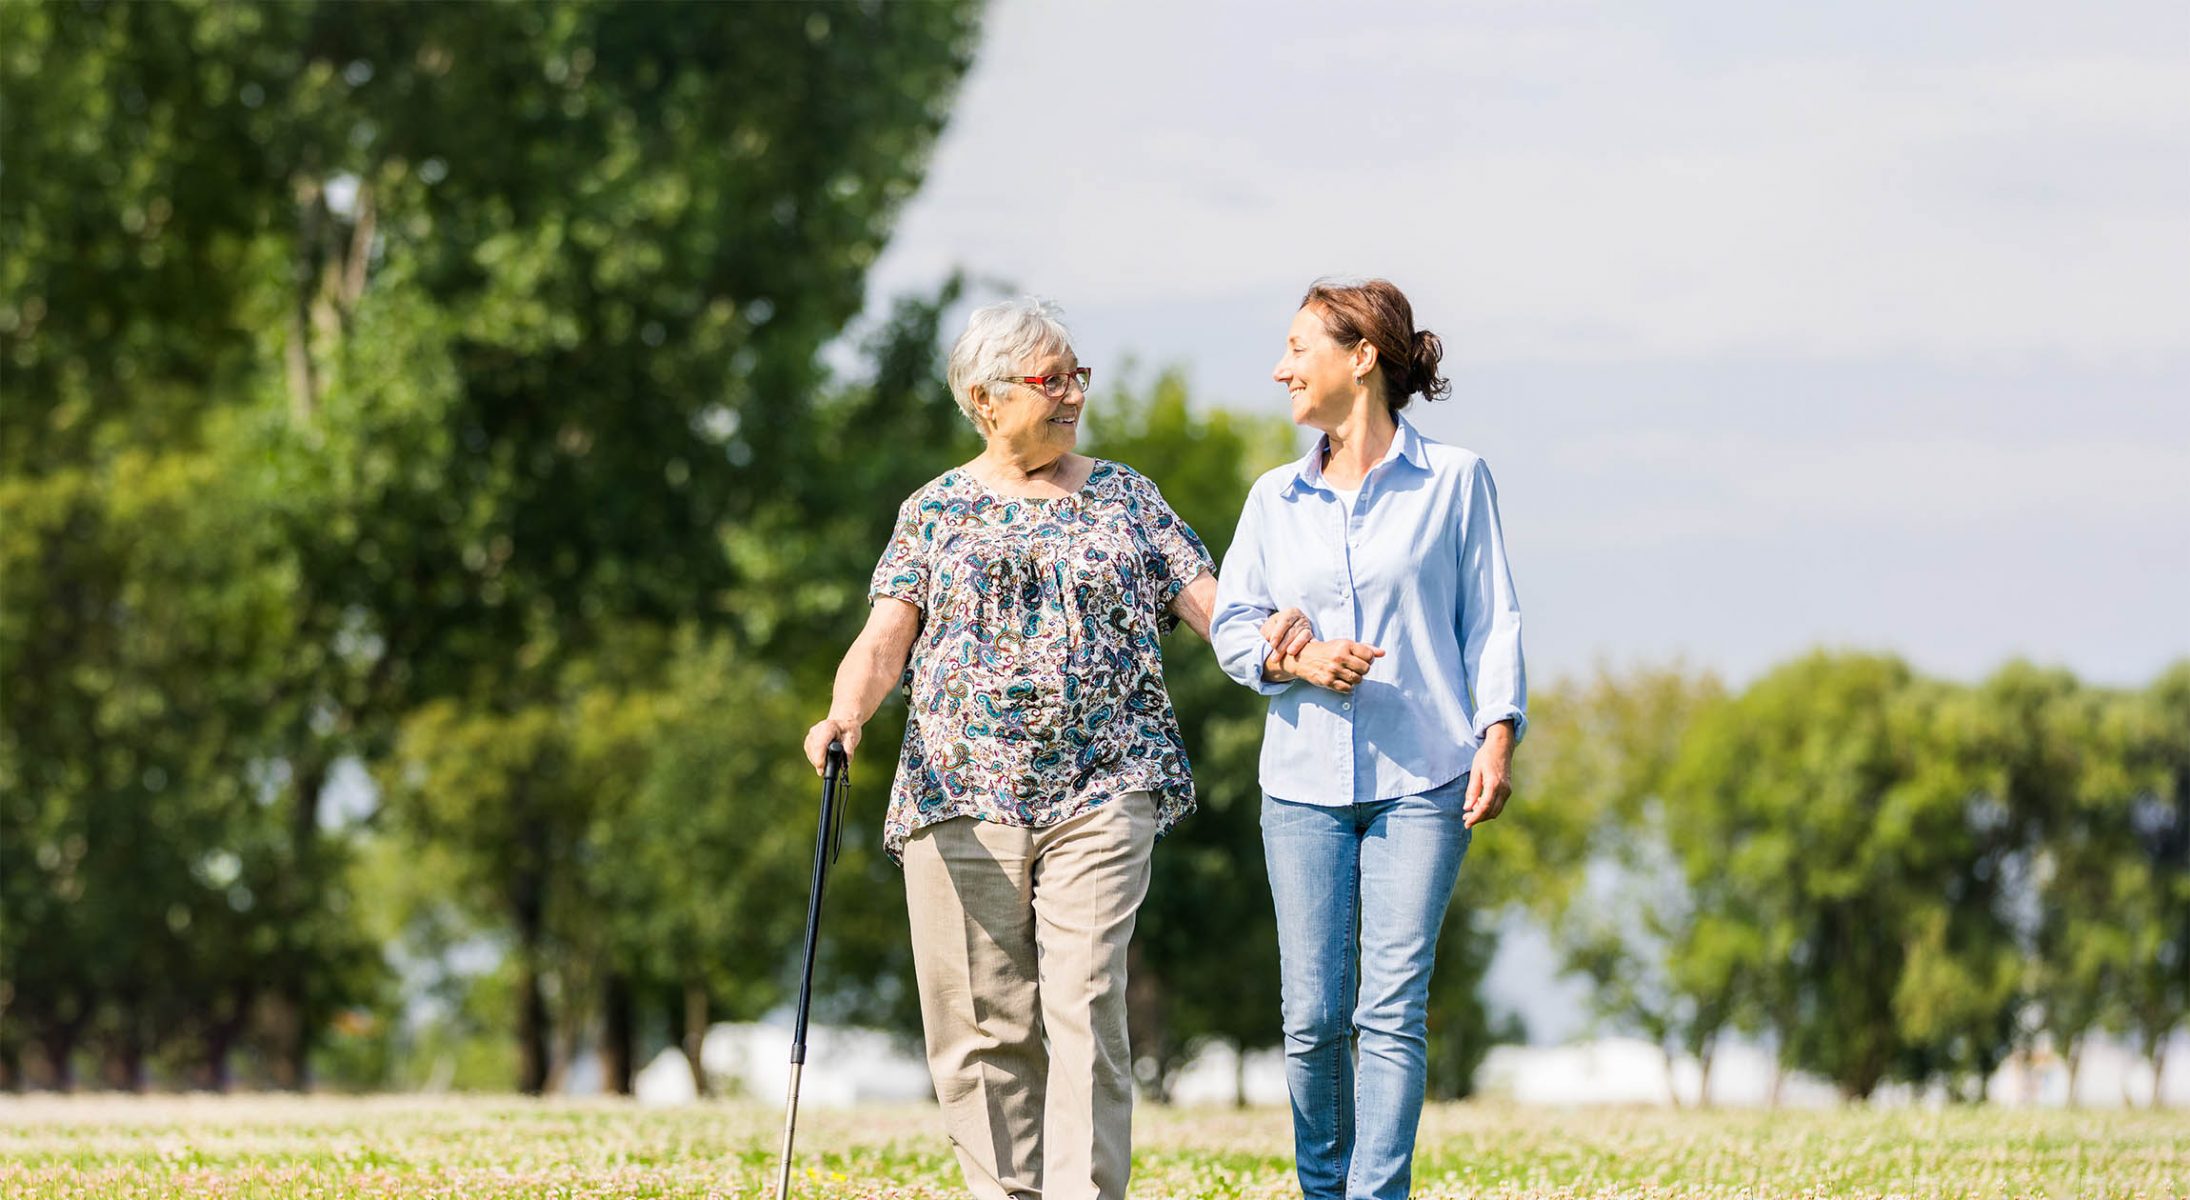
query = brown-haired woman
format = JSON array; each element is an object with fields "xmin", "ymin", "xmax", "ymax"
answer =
[{"xmin": 1210, "ymin": 278, "xmax": 1528, "ymax": 1200}]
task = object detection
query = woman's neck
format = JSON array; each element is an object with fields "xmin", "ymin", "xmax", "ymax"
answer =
[
  {"xmin": 1320, "ymin": 397, "xmax": 1396, "ymax": 486},
  {"xmin": 976, "ymin": 442, "xmax": 1081, "ymax": 495}
]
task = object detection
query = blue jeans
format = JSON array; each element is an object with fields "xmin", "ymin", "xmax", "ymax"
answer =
[{"xmin": 1260, "ymin": 777, "xmax": 1473, "ymax": 1200}]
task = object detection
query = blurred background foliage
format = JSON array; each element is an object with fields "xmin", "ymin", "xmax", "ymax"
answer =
[{"xmin": 2, "ymin": 0, "xmax": 2183, "ymax": 1107}]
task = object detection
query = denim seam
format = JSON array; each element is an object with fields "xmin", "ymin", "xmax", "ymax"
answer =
[{"xmin": 1331, "ymin": 814, "xmax": 1349, "ymax": 1200}]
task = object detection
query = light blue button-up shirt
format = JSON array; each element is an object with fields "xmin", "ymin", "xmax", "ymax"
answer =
[{"xmin": 1212, "ymin": 414, "xmax": 1527, "ymax": 806}]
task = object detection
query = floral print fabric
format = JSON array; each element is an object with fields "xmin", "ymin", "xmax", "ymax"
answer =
[{"xmin": 869, "ymin": 461, "xmax": 1214, "ymax": 861}]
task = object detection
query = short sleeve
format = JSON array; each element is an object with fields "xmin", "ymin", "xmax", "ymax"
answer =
[
  {"xmin": 1120, "ymin": 468, "xmax": 1215, "ymax": 628},
  {"xmin": 868, "ymin": 492, "xmax": 931, "ymax": 610}
]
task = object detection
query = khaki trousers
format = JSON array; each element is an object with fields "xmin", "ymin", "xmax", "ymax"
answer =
[{"xmin": 902, "ymin": 792, "xmax": 1157, "ymax": 1200}]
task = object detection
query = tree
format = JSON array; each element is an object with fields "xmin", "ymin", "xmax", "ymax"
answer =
[
  {"xmin": 1493, "ymin": 667, "xmax": 1726, "ymax": 1099},
  {"xmin": 1667, "ymin": 652, "xmax": 1925, "ymax": 1101},
  {"xmin": 2112, "ymin": 661, "xmax": 2190, "ymax": 1105},
  {"xmin": 4, "ymin": 0, "xmax": 985, "ymax": 1090}
]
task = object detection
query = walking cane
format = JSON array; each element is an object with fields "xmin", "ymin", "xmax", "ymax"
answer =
[{"xmin": 775, "ymin": 739, "xmax": 849, "ymax": 1200}]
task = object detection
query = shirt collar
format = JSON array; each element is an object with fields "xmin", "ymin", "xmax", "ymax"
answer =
[{"xmin": 1286, "ymin": 412, "xmax": 1430, "ymax": 496}]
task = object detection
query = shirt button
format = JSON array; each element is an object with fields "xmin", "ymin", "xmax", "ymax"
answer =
[{"xmin": 1341, "ymin": 701, "xmax": 1352, "ymax": 710}]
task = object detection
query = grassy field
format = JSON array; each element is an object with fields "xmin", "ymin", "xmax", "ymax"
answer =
[{"xmin": 0, "ymin": 1095, "xmax": 2183, "ymax": 1198}]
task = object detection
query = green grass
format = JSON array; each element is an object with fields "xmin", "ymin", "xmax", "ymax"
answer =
[{"xmin": 0, "ymin": 1095, "xmax": 2182, "ymax": 1197}]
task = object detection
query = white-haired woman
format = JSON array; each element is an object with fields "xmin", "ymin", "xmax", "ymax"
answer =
[{"xmin": 804, "ymin": 297, "xmax": 1220, "ymax": 1200}]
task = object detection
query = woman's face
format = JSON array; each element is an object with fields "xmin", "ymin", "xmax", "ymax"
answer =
[
  {"xmin": 1272, "ymin": 306, "xmax": 1362, "ymax": 429},
  {"xmin": 979, "ymin": 346, "xmax": 1085, "ymax": 455}
]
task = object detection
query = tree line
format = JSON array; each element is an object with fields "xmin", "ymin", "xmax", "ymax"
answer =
[
  {"xmin": 1521, "ymin": 658, "xmax": 2188, "ymax": 1104},
  {"xmin": 3, "ymin": 1, "xmax": 2181, "ymax": 1105}
]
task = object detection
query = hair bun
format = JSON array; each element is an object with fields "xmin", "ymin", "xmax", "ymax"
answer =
[{"xmin": 1411, "ymin": 329, "xmax": 1450, "ymax": 403}]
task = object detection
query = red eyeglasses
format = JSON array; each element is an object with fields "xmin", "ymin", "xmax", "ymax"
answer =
[{"xmin": 991, "ymin": 367, "xmax": 1091, "ymax": 399}]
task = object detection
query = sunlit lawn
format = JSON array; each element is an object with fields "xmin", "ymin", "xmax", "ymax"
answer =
[{"xmin": 1, "ymin": 1094, "xmax": 2183, "ymax": 1198}]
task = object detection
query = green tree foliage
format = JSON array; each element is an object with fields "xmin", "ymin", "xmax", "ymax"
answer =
[
  {"xmin": 2112, "ymin": 662, "xmax": 2190, "ymax": 1102},
  {"xmin": 1560, "ymin": 653, "xmax": 2190, "ymax": 1107},
  {"xmin": 1516, "ymin": 667, "xmax": 1729, "ymax": 1102},
  {"xmin": 3, "ymin": 0, "xmax": 981, "ymax": 1091}
]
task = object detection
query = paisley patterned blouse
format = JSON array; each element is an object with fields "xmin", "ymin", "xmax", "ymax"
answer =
[{"xmin": 869, "ymin": 460, "xmax": 1214, "ymax": 861}]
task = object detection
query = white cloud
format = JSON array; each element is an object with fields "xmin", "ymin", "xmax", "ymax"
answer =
[
  {"xmin": 1528, "ymin": 431, "xmax": 2190, "ymax": 547},
  {"xmin": 875, "ymin": 3, "xmax": 2190, "ymax": 365}
]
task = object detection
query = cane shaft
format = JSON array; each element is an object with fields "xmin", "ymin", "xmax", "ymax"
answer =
[
  {"xmin": 774, "ymin": 1062, "xmax": 803, "ymax": 1200},
  {"xmin": 778, "ymin": 743, "xmax": 847, "ymax": 1199}
]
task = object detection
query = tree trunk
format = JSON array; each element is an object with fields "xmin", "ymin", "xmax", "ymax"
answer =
[
  {"xmin": 286, "ymin": 174, "xmax": 323, "ymax": 425},
  {"xmin": 1660, "ymin": 1045, "xmax": 1682, "ymax": 1109},
  {"xmin": 517, "ymin": 964, "xmax": 550, "ymax": 1095},
  {"xmin": 1697, "ymin": 1044, "xmax": 1716, "ymax": 1109},
  {"xmin": 2148, "ymin": 1036, "xmax": 2171, "ymax": 1110},
  {"xmin": 681, "ymin": 978, "xmax": 712, "ymax": 1098},
  {"xmin": 36, "ymin": 1016, "xmax": 81, "ymax": 1092},
  {"xmin": 1124, "ymin": 942, "xmax": 1167, "ymax": 1104},
  {"xmin": 203, "ymin": 1026, "xmax": 234, "ymax": 1093},
  {"xmin": 99, "ymin": 1013, "xmax": 146, "ymax": 1093},
  {"xmin": 600, "ymin": 971, "xmax": 635, "ymax": 1096},
  {"xmin": 43, "ymin": 1037, "xmax": 76, "ymax": 1092},
  {"xmin": 2063, "ymin": 1040, "xmax": 2083, "ymax": 1110},
  {"xmin": 1232, "ymin": 1039, "xmax": 1248, "ymax": 1109},
  {"xmin": 269, "ymin": 757, "xmax": 330, "ymax": 1091},
  {"xmin": 515, "ymin": 925, "xmax": 550, "ymax": 1095}
]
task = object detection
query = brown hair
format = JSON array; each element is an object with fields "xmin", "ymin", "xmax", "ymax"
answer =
[{"xmin": 1299, "ymin": 277, "xmax": 1449, "ymax": 411}]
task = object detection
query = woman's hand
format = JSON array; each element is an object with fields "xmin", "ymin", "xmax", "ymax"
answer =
[
  {"xmin": 1260, "ymin": 607, "xmax": 1315, "ymax": 660},
  {"xmin": 1464, "ymin": 720, "xmax": 1516, "ymax": 828},
  {"xmin": 803, "ymin": 716, "xmax": 862, "ymax": 775},
  {"xmin": 1285, "ymin": 639, "xmax": 1385, "ymax": 693}
]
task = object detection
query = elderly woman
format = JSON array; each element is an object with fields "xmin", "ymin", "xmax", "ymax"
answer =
[
  {"xmin": 1212, "ymin": 278, "xmax": 1526, "ymax": 1200},
  {"xmin": 803, "ymin": 296, "xmax": 1217, "ymax": 1200}
]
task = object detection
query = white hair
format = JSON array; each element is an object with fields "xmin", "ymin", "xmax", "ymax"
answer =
[{"xmin": 945, "ymin": 296, "xmax": 1075, "ymax": 429}]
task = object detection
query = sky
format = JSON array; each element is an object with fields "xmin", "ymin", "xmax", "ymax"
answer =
[{"xmin": 864, "ymin": 0, "xmax": 2190, "ymax": 692}]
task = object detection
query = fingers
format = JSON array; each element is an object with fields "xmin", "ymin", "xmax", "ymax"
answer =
[
  {"xmin": 1296, "ymin": 639, "xmax": 1384, "ymax": 693},
  {"xmin": 1263, "ymin": 609, "xmax": 1316, "ymax": 660},
  {"xmin": 1332, "ymin": 643, "xmax": 1380, "ymax": 675},
  {"xmin": 806, "ymin": 719, "xmax": 858, "ymax": 774},
  {"xmin": 1465, "ymin": 772, "xmax": 1510, "ymax": 828}
]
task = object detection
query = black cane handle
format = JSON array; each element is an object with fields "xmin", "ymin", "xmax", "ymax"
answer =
[{"xmin": 823, "ymin": 740, "xmax": 849, "ymax": 862}]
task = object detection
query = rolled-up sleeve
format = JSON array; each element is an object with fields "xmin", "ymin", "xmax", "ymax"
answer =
[
  {"xmin": 1213, "ymin": 481, "xmax": 1294, "ymax": 697},
  {"xmin": 1121, "ymin": 469, "xmax": 1215, "ymax": 633},
  {"xmin": 869, "ymin": 494, "xmax": 930, "ymax": 611},
  {"xmin": 1457, "ymin": 459, "xmax": 1527, "ymax": 742}
]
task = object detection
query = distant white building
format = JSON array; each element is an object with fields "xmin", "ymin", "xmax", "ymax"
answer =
[
  {"xmin": 635, "ymin": 1021, "xmax": 932, "ymax": 1108},
  {"xmin": 1478, "ymin": 1033, "xmax": 2189, "ymax": 1108},
  {"xmin": 632, "ymin": 1022, "xmax": 2187, "ymax": 1109}
]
